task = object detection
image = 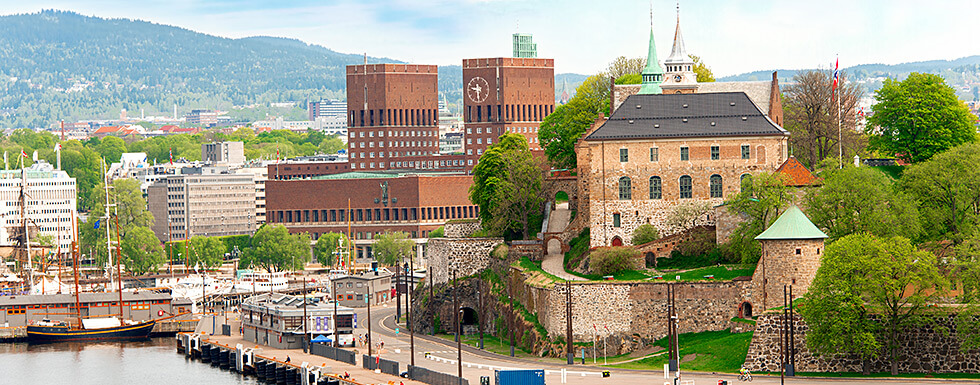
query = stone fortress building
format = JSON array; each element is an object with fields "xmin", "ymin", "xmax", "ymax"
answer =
[{"xmin": 576, "ymin": 7, "xmax": 789, "ymax": 247}]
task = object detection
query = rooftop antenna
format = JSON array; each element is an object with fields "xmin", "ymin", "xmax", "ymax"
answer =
[
  {"xmin": 650, "ymin": 0, "xmax": 654, "ymax": 28},
  {"xmin": 363, "ymin": 53, "xmax": 367, "ymax": 65}
]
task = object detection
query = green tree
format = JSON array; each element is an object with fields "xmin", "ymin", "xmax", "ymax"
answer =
[
  {"xmin": 605, "ymin": 56, "xmax": 645, "ymax": 80},
  {"xmin": 631, "ymin": 224, "xmax": 660, "ymax": 245},
  {"xmin": 901, "ymin": 143, "xmax": 980, "ymax": 242},
  {"xmin": 241, "ymin": 224, "xmax": 311, "ymax": 272},
  {"xmin": 428, "ymin": 226, "xmax": 445, "ymax": 238},
  {"xmin": 81, "ymin": 178, "xmax": 154, "ymax": 265},
  {"xmin": 481, "ymin": 137, "xmax": 549, "ymax": 239},
  {"xmin": 120, "ymin": 226, "xmax": 165, "ymax": 275},
  {"xmin": 804, "ymin": 166, "xmax": 920, "ymax": 242},
  {"xmin": 94, "ymin": 136, "xmax": 128, "ymax": 163},
  {"xmin": 470, "ymin": 134, "xmax": 530, "ymax": 225},
  {"xmin": 868, "ymin": 72, "xmax": 978, "ymax": 163},
  {"xmin": 318, "ymin": 135, "xmax": 346, "ymax": 154},
  {"xmin": 723, "ymin": 172, "xmax": 793, "ymax": 263},
  {"xmin": 189, "ymin": 236, "xmax": 226, "ymax": 269},
  {"xmin": 800, "ymin": 233, "xmax": 946, "ymax": 375},
  {"xmin": 372, "ymin": 231, "xmax": 415, "ymax": 266},
  {"xmin": 538, "ymin": 74, "xmax": 610, "ymax": 169},
  {"xmin": 689, "ymin": 54, "xmax": 715, "ymax": 83},
  {"xmin": 313, "ymin": 232, "xmax": 349, "ymax": 266},
  {"xmin": 951, "ymin": 235, "xmax": 980, "ymax": 351},
  {"xmin": 589, "ymin": 247, "xmax": 638, "ymax": 275}
]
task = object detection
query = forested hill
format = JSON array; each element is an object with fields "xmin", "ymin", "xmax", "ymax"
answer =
[
  {"xmin": 0, "ymin": 10, "xmax": 400, "ymax": 128},
  {"xmin": 719, "ymin": 56, "xmax": 980, "ymax": 100}
]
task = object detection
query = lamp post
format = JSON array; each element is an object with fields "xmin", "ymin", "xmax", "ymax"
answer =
[
  {"xmin": 407, "ymin": 258, "xmax": 414, "ymax": 368},
  {"xmin": 367, "ymin": 278, "xmax": 373, "ymax": 356},
  {"xmin": 453, "ymin": 268, "xmax": 462, "ymax": 384},
  {"xmin": 302, "ymin": 274, "xmax": 308, "ymax": 353},
  {"xmin": 478, "ymin": 283, "xmax": 483, "ymax": 350},
  {"xmin": 333, "ymin": 279, "xmax": 338, "ymax": 348}
]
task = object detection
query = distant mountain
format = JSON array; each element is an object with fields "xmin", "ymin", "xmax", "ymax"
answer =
[
  {"xmin": 719, "ymin": 56, "xmax": 980, "ymax": 100},
  {"xmin": 0, "ymin": 10, "xmax": 401, "ymax": 128}
]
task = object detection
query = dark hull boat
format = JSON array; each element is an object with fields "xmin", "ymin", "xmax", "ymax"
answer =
[{"xmin": 26, "ymin": 320, "xmax": 156, "ymax": 343}]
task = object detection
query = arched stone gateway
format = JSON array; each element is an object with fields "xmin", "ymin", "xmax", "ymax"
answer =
[
  {"xmin": 547, "ymin": 238, "xmax": 562, "ymax": 255},
  {"xmin": 544, "ymin": 175, "xmax": 578, "ymax": 211},
  {"xmin": 460, "ymin": 307, "xmax": 479, "ymax": 325},
  {"xmin": 611, "ymin": 236, "xmax": 623, "ymax": 247},
  {"xmin": 738, "ymin": 301, "xmax": 753, "ymax": 319}
]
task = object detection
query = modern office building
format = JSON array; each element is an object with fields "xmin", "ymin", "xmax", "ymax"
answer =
[
  {"xmin": 512, "ymin": 33, "xmax": 538, "ymax": 58},
  {"xmin": 185, "ymin": 109, "xmax": 219, "ymax": 126},
  {"xmin": 202, "ymin": 141, "xmax": 245, "ymax": 166},
  {"xmin": 0, "ymin": 160, "xmax": 77, "ymax": 251},
  {"xmin": 147, "ymin": 167, "xmax": 256, "ymax": 242}
]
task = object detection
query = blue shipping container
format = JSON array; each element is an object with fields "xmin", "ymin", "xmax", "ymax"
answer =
[{"xmin": 494, "ymin": 369, "xmax": 545, "ymax": 385}]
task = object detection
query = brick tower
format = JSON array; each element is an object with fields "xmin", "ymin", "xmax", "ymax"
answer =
[
  {"xmin": 346, "ymin": 64, "xmax": 439, "ymax": 171},
  {"xmin": 461, "ymin": 57, "xmax": 554, "ymax": 166},
  {"xmin": 751, "ymin": 205, "xmax": 827, "ymax": 310}
]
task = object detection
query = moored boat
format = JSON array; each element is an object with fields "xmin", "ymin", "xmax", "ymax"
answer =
[{"xmin": 27, "ymin": 317, "xmax": 156, "ymax": 342}]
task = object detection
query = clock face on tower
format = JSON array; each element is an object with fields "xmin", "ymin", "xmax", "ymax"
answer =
[{"xmin": 467, "ymin": 77, "xmax": 491, "ymax": 103}]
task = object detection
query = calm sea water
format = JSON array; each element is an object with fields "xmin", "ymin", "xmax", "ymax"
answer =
[{"xmin": 0, "ymin": 337, "xmax": 258, "ymax": 385}]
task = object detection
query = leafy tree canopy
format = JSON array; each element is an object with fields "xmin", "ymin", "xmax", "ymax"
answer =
[
  {"xmin": 240, "ymin": 224, "xmax": 311, "ymax": 273},
  {"xmin": 868, "ymin": 72, "xmax": 978, "ymax": 163},
  {"xmin": 189, "ymin": 235, "xmax": 226, "ymax": 269},
  {"xmin": 804, "ymin": 165, "xmax": 920, "ymax": 242},
  {"xmin": 631, "ymin": 224, "xmax": 660, "ymax": 245},
  {"xmin": 372, "ymin": 231, "xmax": 415, "ymax": 266},
  {"xmin": 538, "ymin": 74, "xmax": 610, "ymax": 169},
  {"xmin": 900, "ymin": 143, "xmax": 980, "ymax": 242},
  {"xmin": 313, "ymin": 232, "xmax": 350, "ymax": 267},
  {"xmin": 121, "ymin": 226, "xmax": 165, "ymax": 275},
  {"xmin": 800, "ymin": 233, "xmax": 945, "ymax": 375}
]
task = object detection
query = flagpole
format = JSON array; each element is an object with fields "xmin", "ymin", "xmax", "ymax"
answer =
[{"xmin": 835, "ymin": 57, "xmax": 842, "ymax": 169}]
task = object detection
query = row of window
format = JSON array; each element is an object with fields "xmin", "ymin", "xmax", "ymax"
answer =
[
  {"xmin": 467, "ymin": 104, "xmax": 554, "ymax": 123},
  {"xmin": 350, "ymin": 108, "xmax": 438, "ymax": 128},
  {"xmin": 354, "ymin": 140, "xmax": 436, "ymax": 149},
  {"xmin": 618, "ymin": 174, "xmax": 744, "ymax": 200},
  {"xmin": 270, "ymin": 205, "xmax": 479, "ymax": 224},
  {"xmin": 351, "ymin": 159, "xmax": 473, "ymax": 170},
  {"xmin": 351, "ymin": 150, "xmax": 434, "ymax": 159},
  {"xmin": 352, "ymin": 129, "xmax": 436, "ymax": 139},
  {"xmin": 620, "ymin": 145, "xmax": 754, "ymax": 162}
]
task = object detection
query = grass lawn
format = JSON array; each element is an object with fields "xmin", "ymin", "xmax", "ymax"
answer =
[
  {"xmin": 434, "ymin": 333, "xmax": 568, "ymax": 362},
  {"xmin": 790, "ymin": 372, "xmax": 980, "ymax": 379},
  {"xmin": 653, "ymin": 265, "xmax": 755, "ymax": 282},
  {"xmin": 569, "ymin": 269, "xmax": 652, "ymax": 281},
  {"xmin": 609, "ymin": 329, "xmax": 753, "ymax": 373},
  {"xmin": 872, "ymin": 165, "xmax": 905, "ymax": 180}
]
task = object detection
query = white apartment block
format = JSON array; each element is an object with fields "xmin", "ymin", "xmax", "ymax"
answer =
[{"xmin": 0, "ymin": 161, "xmax": 77, "ymax": 251}]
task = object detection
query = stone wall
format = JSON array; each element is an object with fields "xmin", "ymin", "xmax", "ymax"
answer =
[
  {"xmin": 546, "ymin": 176, "xmax": 579, "ymax": 212},
  {"xmin": 515, "ymin": 270, "xmax": 754, "ymax": 354},
  {"xmin": 751, "ymin": 238, "xmax": 823, "ymax": 311},
  {"xmin": 444, "ymin": 219, "xmax": 481, "ymax": 238},
  {"xmin": 714, "ymin": 204, "xmax": 748, "ymax": 244},
  {"xmin": 509, "ymin": 240, "xmax": 544, "ymax": 261},
  {"xmin": 745, "ymin": 313, "xmax": 980, "ymax": 374},
  {"xmin": 426, "ymin": 237, "xmax": 503, "ymax": 285}
]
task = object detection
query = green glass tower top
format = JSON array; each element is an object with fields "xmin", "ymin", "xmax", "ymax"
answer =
[
  {"xmin": 512, "ymin": 33, "xmax": 537, "ymax": 58},
  {"xmin": 639, "ymin": 27, "xmax": 664, "ymax": 95}
]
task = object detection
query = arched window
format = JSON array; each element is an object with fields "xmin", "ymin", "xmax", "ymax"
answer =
[
  {"xmin": 740, "ymin": 174, "xmax": 753, "ymax": 194},
  {"xmin": 649, "ymin": 176, "xmax": 662, "ymax": 199},
  {"xmin": 618, "ymin": 177, "xmax": 632, "ymax": 200},
  {"xmin": 679, "ymin": 175, "xmax": 692, "ymax": 199},
  {"xmin": 710, "ymin": 174, "xmax": 723, "ymax": 198}
]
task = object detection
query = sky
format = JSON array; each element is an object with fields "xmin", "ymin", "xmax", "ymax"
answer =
[{"xmin": 1, "ymin": 0, "xmax": 977, "ymax": 76}]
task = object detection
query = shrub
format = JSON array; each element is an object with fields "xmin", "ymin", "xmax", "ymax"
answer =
[
  {"xmin": 492, "ymin": 243, "xmax": 509, "ymax": 260},
  {"xmin": 428, "ymin": 226, "xmax": 444, "ymax": 238},
  {"xmin": 632, "ymin": 224, "xmax": 660, "ymax": 245},
  {"xmin": 589, "ymin": 247, "xmax": 638, "ymax": 275},
  {"xmin": 674, "ymin": 228, "xmax": 716, "ymax": 257}
]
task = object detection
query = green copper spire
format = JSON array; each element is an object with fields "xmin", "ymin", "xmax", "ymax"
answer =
[{"xmin": 639, "ymin": 24, "xmax": 664, "ymax": 95}]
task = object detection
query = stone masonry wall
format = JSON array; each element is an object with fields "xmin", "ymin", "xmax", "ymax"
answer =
[
  {"xmin": 751, "ymin": 238, "xmax": 823, "ymax": 311},
  {"xmin": 427, "ymin": 237, "xmax": 503, "ymax": 285},
  {"xmin": 520, "ymin": 275, "xmax": 754, "ymax": 354},
  {"xmin": 444, "ymin": 220, "xmax": 481, "ymax": 238},
  {"xmin": 745, "ymin": 313, "xmax": 980, "ymax": 374},
  {"xmin": 714, "ymin": 204, "xmax": 748, "ymax": 244}
]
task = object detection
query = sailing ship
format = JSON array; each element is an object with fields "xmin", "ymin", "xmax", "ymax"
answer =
[{"xmin": 25, "ymin": 158, "xmax": 157, "ymax": 342}]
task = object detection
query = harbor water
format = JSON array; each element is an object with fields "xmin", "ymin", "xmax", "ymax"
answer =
[{"xmin": 0, "ymin": 337, "xmax": 258, "ymax": 385}]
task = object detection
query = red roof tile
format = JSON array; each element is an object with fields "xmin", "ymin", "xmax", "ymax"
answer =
[{"xmin": 776, "ymin": 156, "xmax": 817, "ymax": 186}]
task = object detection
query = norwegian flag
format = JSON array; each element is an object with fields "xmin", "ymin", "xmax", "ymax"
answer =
[
  {"xmin": 20, "ymin": 149, "xmax": 27, "ymax": 158},
  {"xmin": 169, "ymin": 147, "xmax": 173, "ymax": 165},
  {"xmin": 832, "ymin": 57, "xmax": 839, "ymax": 94},
  {"xmin": 54, "ymin": 143, "xmax": 62, "ymax": 152}
]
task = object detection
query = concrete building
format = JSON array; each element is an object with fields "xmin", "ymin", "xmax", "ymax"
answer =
[
  {"xmin": 202, "ymin": 141, "xmax": 245, "ymax": 166},
  {"xmin": 308, "ymin": 99, "xmax": 348, "ymax": 120},
  {"xmin": 242, "ymin": 293, "xmax": 357, "ymax": 350},
  {"xmin": 332, "ymin": 271, "xmax": 393, "ymax": 308},
  {"xmin": 185, "ymin": 109, "xmax": 218, "ymax": 126},
  {"xmin": 233, "ymin": 164, "xmax": 270, "ymax": 227},
  {"xmin": 0, "ymin": 160, "xmax": 77, "ymax": 251},
  {"xmin": 461, "ymin": 57, "xmax": 555, "ymax": 163},
  {"xmin": 346, "ymin": 64, "xmax": 440, "ymax": 171},
  {"xmin": 265, "ymin": 171, "xmax": 477, "ymax": 262},
  {"xmin": 147, "ymin": 167, "xmax": 256, "ymax": 242}
]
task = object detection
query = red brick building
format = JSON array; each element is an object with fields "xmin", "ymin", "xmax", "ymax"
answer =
[
  {"xmin": 346, "ymin": 64, "xmax": 440, "ymax": 171},
  {"xmin": 265, "ymin": 171, "xmax": 478, "ymax": 260},
  {"xmin": 462, "ymin": 58, "xmax": 555, "ymax": 165}
]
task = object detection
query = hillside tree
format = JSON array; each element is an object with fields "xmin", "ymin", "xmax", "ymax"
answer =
[
  {"xmin": 868, "ymin": 72, "xmax": 978, "ymax": 163},
  {"xmin": 241, "ymin": 225, "xmax": 311, "ymax": 272},
  {"xmin": 804, "ymin": 166, "xmax": 920, "ymax": 242},
  {"xmin": 900, "ymin": 143, "xmax": 980, "ymax": 242},
  {"xmin": 372, "ymin": 231, "xmax": 415, "ymax": 266},
  {"xmin": 120, "ymin": 226, "xmax": 165, "ymax": 275},
  {"xmin": 312, "ymin": 232, "xmax": 349, "ymax": 266},
  {"xmin": 783, "ymin": 70, "xmax": 865, "ymax": 169}
]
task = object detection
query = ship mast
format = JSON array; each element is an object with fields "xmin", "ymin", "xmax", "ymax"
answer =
[
  {"xmin": 20, "ymin": 156, "xmax": 33, "ymax": 294},
  {"xmin": 72, "ymin": 214, "xmax": 82, "ymax": 328},
  {"xmin": 101, "ymin": 159, "xmax": 123, "ymax": 318}
]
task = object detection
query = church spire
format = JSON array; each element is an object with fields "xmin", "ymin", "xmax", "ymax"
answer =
[
  {"xmin": 638, "ymin": 5, "xmax": 664, "ymax": 95},
  {"xmin": 665, "ymin": 2, "xmax": 691, "ymax": 65}
]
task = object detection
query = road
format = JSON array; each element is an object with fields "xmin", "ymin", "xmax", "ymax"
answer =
[{"xmin": 352, "ymin": 304, "xmax": 975, "ymax": 385}]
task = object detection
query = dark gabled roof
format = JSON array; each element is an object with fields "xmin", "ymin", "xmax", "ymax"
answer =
[{"xmin": 585, "ymin": 92, "xmax": 788, "ymax": 141}]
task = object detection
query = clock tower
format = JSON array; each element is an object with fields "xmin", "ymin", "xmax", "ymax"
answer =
[
  {"xmin": 462, "ymin": 57, "xmax": 554, "ymax": 166},
  {"xmin": 661, "ymin": 4, "xmax": 699, "ymax": 94}
]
